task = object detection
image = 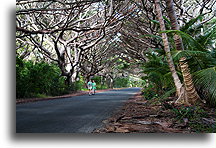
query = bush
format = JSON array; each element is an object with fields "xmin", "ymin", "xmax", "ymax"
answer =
[
  {"xmin": 141, "ymin": 84, "xmax": 158, "ymax": 100},
  {"xmin": 91, "ymin": 76, "xmax": 108, "ymax": 90},
  {"xmin": 72, "ymin": 76, "xmax": 86, "ymax": 91},
  {"xmin": 113, "ymin": 77, "xmax": 129, "ymax": 88},
  {"xmin": 16, "ymin": 57, "xmax": 72, "ymax": 98}
]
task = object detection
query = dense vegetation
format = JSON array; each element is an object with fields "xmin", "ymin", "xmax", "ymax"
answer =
[
  {"xmin": 16, "ymin": 57, "xmax": 72, "ymax": 98},
  {"xmin": 141, "ymin": 16, "xmax": 216, "ymax": 107},
  {"xmin": 16, "ymin": 58, "xmax": 145, "ymax": 98},
  {"xmin": 16, "ymin": 57, "xmax": 139, "ymax": 98}
]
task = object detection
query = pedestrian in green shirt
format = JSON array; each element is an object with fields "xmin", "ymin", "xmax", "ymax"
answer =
[{"xmin": 92, "ymin": 80, "xmax": 96, "ymax": 95}]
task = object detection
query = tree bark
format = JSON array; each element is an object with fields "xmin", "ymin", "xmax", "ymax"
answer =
[
  {"xmin": 178, "ymin": 57, "xmax": 200, "ymax": 104},
  {"xmin": 154, "ymin": 0, "xmax": 186, "ymax": 102},
  {"xmin": 165, "ymin": 0, "xmax": 200, "ymax": 105},
  {"xmin": 71, "ymin": 45, "xmax": 80, "ymax": 82}
]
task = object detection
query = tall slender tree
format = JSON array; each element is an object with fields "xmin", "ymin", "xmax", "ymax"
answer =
[
  {"xmin": 154, "ymin": 0, "xmax": 188, "ymax": 104},
  {"xmin": 165, "ymin": 0, "xmax": 201, "ymax": 105}
]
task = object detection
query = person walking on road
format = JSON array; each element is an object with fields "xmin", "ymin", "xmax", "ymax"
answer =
[
  {"xmin": 92, "ymin": 80, "xmax": 96, "ymax": 95},
  {"xmin": 87, "ymin": 80, "xmax": 93, "ymax": 96}
]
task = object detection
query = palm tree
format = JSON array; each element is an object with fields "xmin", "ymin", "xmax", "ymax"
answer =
[
  {"xmin": 172, "ymin": 17, "xmax": 216, "ymax": 107},
  {"xmin": 160, "ymin": 17, "xmax": 216, "ymax": 107},
  {"xmin": 154, "ymin": 0, "xmax": 189, "ymax": 104},
  {"xmin": 164, "ymin": 0, "xmax": 201, "ymax": 105}
]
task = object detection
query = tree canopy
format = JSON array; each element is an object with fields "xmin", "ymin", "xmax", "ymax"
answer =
[{"xmin": 16, "ymin": 0, "xmax": 216, "ymax": 107}]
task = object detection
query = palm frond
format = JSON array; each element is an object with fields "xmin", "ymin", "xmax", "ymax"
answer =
[
  {"xmin": 172, "ymin": 49, "xmax": 216, "ymax": 72},
  {"xmin": 161, "ymin": 88, "xmax": 176, "ymax": 100},
  {"xmin": 180, "ymin": 14, "xmax": 204, "ymax": 32},
  {"xmin": 172, "ymin": 50, "xmax": 210, "ymax": 61},
  {"xmin": 193, "ymin": 67, "xmax": 216, "ymax": 107},
  {"xmin": 195, "ymin": 25, "xmax": 216, "ymax": 47},
  {"xmin": 160, "ymin": 30, "xmax": 205, "ymax": 51}
]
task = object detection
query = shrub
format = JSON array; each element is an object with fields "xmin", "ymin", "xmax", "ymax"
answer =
[
  {"xmin": 16, "ymin": 57, "xmax": 72, "ymax": 98},
  {"xmin": 141, "ymin": 84, "xmax": 158, "ymax": 100},
  {"xmin": 113, "ymin": 77, "xmax": 129, "ymax": 88}
]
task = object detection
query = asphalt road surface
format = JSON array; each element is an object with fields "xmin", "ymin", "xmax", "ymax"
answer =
[{"xmin": 16, "ymin": 87, "xmax": 141, "ymax": 133}]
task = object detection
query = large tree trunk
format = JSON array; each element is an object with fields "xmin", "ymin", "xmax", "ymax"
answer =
[
  {"xmin": 165, "ymin": 0, "xmax": 184, "ymax": 50},
  {"xmin": 165, "ymin": 0, "xmax": 200, "ymax": 105},
  {"xmin": 179, "ymin": 57, "xmax": 200, "ymax": 104},
  {"xmin": 71, "ymin": 46, "xmax": 80, "ymax": 82},
  {"xmin": 154, "ymin": 0, "xmax": 188, "ymax": 104}
]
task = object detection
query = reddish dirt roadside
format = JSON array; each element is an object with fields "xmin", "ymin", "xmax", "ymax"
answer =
[
  {"xmin": 16, "ymin": 88, "xmax": 114, "ymax": 104},
  {"xmin": 93, "ymin": 92, "xmax": 192, "ymax": 133}
]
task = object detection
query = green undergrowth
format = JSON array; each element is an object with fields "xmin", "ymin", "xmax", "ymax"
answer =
[
  {"xmin": 171, "ymin": 105, "xmax": 216, "ymax": 133},
  {"xmin": 141, "ymin": 84, "xmax": 215, "ymax": 133}
]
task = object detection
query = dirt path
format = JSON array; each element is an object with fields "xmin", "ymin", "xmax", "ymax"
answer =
[{"xmin": 94, "ymin": 92, "xmax": 192, "ymax": 133}]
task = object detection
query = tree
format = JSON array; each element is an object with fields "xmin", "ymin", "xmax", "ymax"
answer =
[
  {"xmin": 154, "ymin": 0, "xmax": 186, "ymax": 103},
  {"xmin": 164, "ymin": 0, "xmax": 200, "ymax": 105},
  {"xmin": 16, "ymin": 0, "xmax": 133, "ymax": 85}
]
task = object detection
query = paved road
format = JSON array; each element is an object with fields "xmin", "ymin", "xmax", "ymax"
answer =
[{"xmin": 16, "ymin": 87, "xmax": 140, "ymax": 133}]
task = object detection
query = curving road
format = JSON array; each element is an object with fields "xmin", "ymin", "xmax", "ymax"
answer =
[{"xmin": 16, "ymin": 87, "xmax": 140, "ymax": 133}]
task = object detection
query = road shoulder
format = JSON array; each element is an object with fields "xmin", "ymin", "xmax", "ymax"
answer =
[
  {"xmin": 16, "ymin": 89, "xmax": 113, "ymax": 104},
  {"xmin": 93, "ymin": 92, "xmax": 191, "ymax": 133}
]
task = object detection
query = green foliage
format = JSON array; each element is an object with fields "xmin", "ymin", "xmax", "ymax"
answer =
[
  {"xmin": 113, "ymin": 77, "xmax": 129, "ymax": 88},
  {"xmin": 140, "ymin": 51, "xmax": 177, "ymax": 100},
  {"xmin": 142, "ymin": 84, "xmax": 158, "ymax": 100},
  {"xmin": 189, "ymin": 120, "xmax": 216, "ymax": 133},
  {"xmin": 72, "ymin": 76, "xmax": 86, "ymax": 91},
  {"xmin": 151, "ymin": 16, "xmax": 171, "ymax": 29},
  {"xmin": 141, "ymin": 16, "xmax": 216, "ymax": 107},
  {"xmin": 16, "ymin": 57, "xmax": 72, "ymax": 98},
  {"xmin": 172, "ymin": 50, "xmax": 210, "ymax": 62},
  {"xmin": 160, "ymin": 88, "xmax": 176, "ymax": 100},
  {"xmin": 180, "ymin": 14, "xmax": 204, "ymax": 32},
  {"xmin": 92, "ymin": 76, "xmax": 108, "ymax": 89},
  {"xmin": 161, "ymin": 17, "xmax": 216, "ymax": 107},
  {"xmin": 171, "ymin": 105, "xmax": 215, "ymax": 133},
  {"xmin": 141, "ymin": 53, "xmax": 174, "ymax": 94},
  {"xmin": 172, "ymin": 106, "xmax": 208, "ymax": 123},
  {"xmin": 193, "ymin": 67, "xmax": 216, "ymax": 107},
  {"xmin": 172, "ymin": 50, "xmax": 215, "ymax": 72},
  {"xmin": 160, "ymin": 29, "xmax": 205, "ymax": 51},
  {"xmin": 128, "ymin": 77, "xmax": 146, "ymax": 87},
  {"xmin": 116, "ymin": 59, "xmax": 130, "ymax": 70}
]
